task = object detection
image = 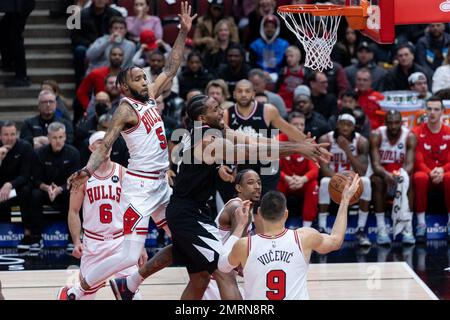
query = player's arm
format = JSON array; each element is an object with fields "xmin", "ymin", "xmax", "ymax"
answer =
[
  {"xmin": 348, "ymin": 137, "xmax": 369, "ymax": 176},
  {"xmin": 301, "ymin": 175, "xmax": 361, "ymax": 254},
  {"xmin": 265, "ymin": 103, "xmax": 305, "ymax": 142},
  {"xmin": 369, "ymin": 130, "xmax": 390, "ymax": 178},
  {"xmin": 227, "ymin": 200, "xmax": 252, "ymax": 240},
  {"xmin": 318, "ymin": 134, "xmax": 334, "ymax": 178},
  {"xmin": 404, "ymin": 133, "xmax": 417, "ymax": 175},
  {"xmin": 148, "ymin": 2, "xmax": 196, "ymax": 98},
  {"xmin": 68, "ymin": 185, "xmax": 85, "ymax": 258}
]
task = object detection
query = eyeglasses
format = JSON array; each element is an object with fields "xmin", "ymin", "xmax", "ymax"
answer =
[{"xmin": 39, "ymin": 100, "xmax": 56, "ymax": 105}]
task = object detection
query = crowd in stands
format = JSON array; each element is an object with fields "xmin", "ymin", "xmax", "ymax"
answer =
[{"xmin": 1, "ymin": 0, "xmax": 450, "ymax": 252}]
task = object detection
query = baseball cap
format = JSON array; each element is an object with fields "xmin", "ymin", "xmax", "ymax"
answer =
[
  {"xmin": 408, "ymin": 72, "xmax": 427, "ymax": 85},
  {"xmin": 89, "ymin": 131, "xmax": 106, "ymax": 147},
  {"xmin": 140, "ymin": 29, "xmax": 158, "ymax": 50},
  {"xmin": 264, "ymin": 15, "xmax": 279, "ymax": 26},
  {"xmin": 357, "ymin": 41, "xmax": 373, "ymax": 52},
  {"xmin": 294, "ymin": 85, "xmax": 311, "ymax": 98}
]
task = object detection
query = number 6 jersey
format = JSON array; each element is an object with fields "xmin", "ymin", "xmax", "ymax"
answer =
[
  {"xmin": 82, "ymin": 163, "xmax": 123, "ymax": 239},
  {"xmin": 243, "ymin": 228, "xmax": 309, "ymax": 300}
]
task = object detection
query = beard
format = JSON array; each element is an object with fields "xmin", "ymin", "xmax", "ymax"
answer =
[{"xmin": 129, "ymin": 87, "xmax": 149, "ymax": 103}]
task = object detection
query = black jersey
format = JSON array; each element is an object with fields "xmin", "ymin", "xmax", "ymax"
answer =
[{"xmin": 172, "ymin": 125, "xmax": 221, "ymax": 205}]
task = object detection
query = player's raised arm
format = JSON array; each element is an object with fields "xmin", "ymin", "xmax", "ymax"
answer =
[
  {"xmin": 300, "ymin": 175, "xmax": 361, "ymax": 255},
  {"xmin": 67, "ymin": 102, "xmax": 137, "ymax": 189},
  {"xmin": 149, "ymin": 1, "xmax": 197, "ymax": 98}
]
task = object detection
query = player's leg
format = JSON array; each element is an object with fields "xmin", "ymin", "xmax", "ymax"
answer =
[
  {"xmin": 413, "ymin": 171, "xmax": 430, "ymax": 242},
  {"xmin": 300, "ymin": 179, "xmax": 318, "ymax": 228},
  {"xmin": 213, "ymin": 269, "xmax": 242, "ymax": 300},
  {"xmin": 181, "ymin": 271, "xmax": 212, "ymax": 300},
  {"xmin": 371, "ymin": 175, "xmax": 391, "ymax": 245},
  {"xmin": 318, "ymin": 177, "xmax": 331, "ymax": 233},
  {"xmin": 355, "ymin": 176, "xmax": 372, "ymax": 246}
]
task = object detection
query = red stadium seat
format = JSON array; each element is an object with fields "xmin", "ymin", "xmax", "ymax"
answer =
[
  {"xmin": 118, "ymin": 0, "xmax": 135, "ymax": 15},
  {"xmin": 163, "ymin": 19, "xmax": 181, "ymax": 45}
]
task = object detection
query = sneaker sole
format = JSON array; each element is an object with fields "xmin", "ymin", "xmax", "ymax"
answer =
[
  {"xmin": 109, "ymin": 279, "xmax": 122, "ymax": 301},
  {"xmin": 56, "ymin": 287, "xmax": 66, "ymax": 300}
]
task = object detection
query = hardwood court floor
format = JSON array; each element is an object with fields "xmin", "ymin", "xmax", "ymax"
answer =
[{"xmin": 0, "ymin": 262, "xmax": 438, "ymax": 300}]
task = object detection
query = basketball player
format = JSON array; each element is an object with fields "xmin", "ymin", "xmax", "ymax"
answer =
[
  {"xmin": 318, "ymin": 109, "xmax": 372, "ymax": 246},
  {"xmin": 223, "ymin": 79, "xmax": 318, "ymax": 196},
  {"xmin": 166, "ymin": 94, "xmax": 330, "ymax": 300},
  {"xmin": 203, "ymin": 169, "xmax": 262, "ymax": 300},
  {"xmin": 370, "ymin": 110, "xmax": 417, "ymax": 245},
  {"xmin": 412, "ymin": 96, "xmax": 450, "ymax": 243},
  {"xmin": 219, "ymin": 176, "xmax": 361, "ymax": 300},
  {"xmin": 61, "ymin": 131, "xmax": 146, "ymax": 300},
  {"xmin": 60, "ymin": 2, "xmax": 197, "ymax": 299}
]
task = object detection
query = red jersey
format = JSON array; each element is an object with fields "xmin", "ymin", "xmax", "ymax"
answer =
[
  {"xmin": 278, "ymin": 133, "xmax": 318, "ymax": 181},
  {"xmin": 412, "ymin": 123, "xmax": 450, "ymax": 173},
  {"xmin": 357, "ymin": 89, "xmax": 384, "ymax": 130}
]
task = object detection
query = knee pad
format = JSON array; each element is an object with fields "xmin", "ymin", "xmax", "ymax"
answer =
[
  {"xmin": 319, "ymin": 177, "xmax": 331, "ymax": 205},
  {"xmin": 360, "ymin": 176, "xmax": 372, "ymax": 201}
]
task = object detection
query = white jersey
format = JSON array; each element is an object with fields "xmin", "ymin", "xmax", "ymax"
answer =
[
  {"xmin": 244, "ymin": 229, "xmax": 309, "ymax": 300},
  {"xmin": 120, "ymin": 96, "xmax": 169, "ymax": 172},
  {"xmin": 327, "ymin": 131, "xmax": 362, "ymax": 173},
  {"xmin": 82, "ymin": 163, "xmax": 123, "ymax": 239},
  {"xmin": 377, "ymin": 126, "xmax": 409, "ymax": 172}
]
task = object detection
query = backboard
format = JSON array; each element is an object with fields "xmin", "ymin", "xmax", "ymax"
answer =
[{"xmin": 346, "ymin": 0, "xmax": 450, "ymax": 44}]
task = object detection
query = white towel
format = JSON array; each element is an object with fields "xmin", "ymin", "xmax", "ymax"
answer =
[{"xmin": 391, "ymin": 168, "xmax": 412, "ymax": 237}]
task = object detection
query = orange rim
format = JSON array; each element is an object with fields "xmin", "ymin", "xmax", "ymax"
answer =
[{"xmin": 277, "ymin": 1, "xmax": 368, "ymax": 17}]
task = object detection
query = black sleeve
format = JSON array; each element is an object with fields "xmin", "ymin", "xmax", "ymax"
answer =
[
  {"xmin": 10, "ymin": 142, "xmax": 33, "ymax": 189},
  {"xmin": 382, "ymin": 71, "xmax": 396, "ymax": 91},
  {"xmin": 19, "ymin": 119, "xmax": 34, "ymax": 146},
  {"xmin": 63, "ymin": 119, "xmax": 75, "ymax": 145},
  {"xmin": 61, "ymin": 148, "xmax": 81, "ymax": 192},
  {"xmin": 31, "ymin": 148, "xmax": 44, "ymax": 188}
]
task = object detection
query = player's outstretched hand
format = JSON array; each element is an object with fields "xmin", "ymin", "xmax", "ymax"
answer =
[
  {"xmin": 297, "ymin": 140, "xmax": 331, "ymax": 166},
  {"xmin": 72, "ymin": 243, "xmax": 83, "ymax": 259},
  {"xmin": 67, "ymin": 168, "xmax": 90, "ymax": 191},
  {"xmin": 235, "ymin": 200, "xmax": 251, "ymax": 228},
  {"xmin": 342, "ymin": 174, "xmax": 360, "ymax": 203},
  {"xmin": 178, "ymin": 1, "xmax": 197, "ymax": 33},
  {"xmin": 218, "ymin": 165, "xmax": 234, "ymax": 183}
]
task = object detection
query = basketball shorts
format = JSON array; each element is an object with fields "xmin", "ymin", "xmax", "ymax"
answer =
[
  {"xmin": 120, "ymin": 169, "xmax": 172, "ymax": 238},
  {"xmin": 80, "ymin": 236, "xmax": 138, "ymax": 293},
  {"xmin": 166, "ymin": 197, "xmax": 223, "ymax": 274}
]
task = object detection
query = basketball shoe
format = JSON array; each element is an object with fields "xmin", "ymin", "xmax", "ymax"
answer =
[
  {"xmin": 57, "ymin": 286, "xmax": 76, "ymax": 300},
  {"xmin": 415, "ymin": 224, "xmax": 427, "ymax": 243},
  {"xmin": 376, "ymin": 227, "xmax": 392, "ymax": 246},
  {"xmin": 355, "ymin": 227, "xmax": 371, "ymax": 246},
  {"xmin": 109, "ymin": 278, "xmax": 135, "ymax": 300}
]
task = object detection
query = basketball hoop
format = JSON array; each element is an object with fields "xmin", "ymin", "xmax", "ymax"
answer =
[{"xmin": 278, "ymin": 1, "xmax": 369, "ymax": 71}]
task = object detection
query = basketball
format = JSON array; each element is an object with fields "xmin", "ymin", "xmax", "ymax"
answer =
[{"xmin": 328, "ymin": 171, "xmax": 363, "ymax": 205}]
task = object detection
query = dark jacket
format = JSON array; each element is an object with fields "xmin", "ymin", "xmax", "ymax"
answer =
[
  {"xmin": 0, "ymin": 139, "xmax": 33, "ymax": 189},
  {"xmin": 217, "ymin": 63, "xmax": 252, "ymax": 94},
  {"xmin": 345, "ymin": 61, "xmax": 387, "ymax": 91},
  {"xmin": 20, "ymin": 115, "xmax": 74, "ymax": 146},
  {"xmin": 71, "ymin": 4, "xmax": 121, "ymax": 48},
  {"xmin": 382, "ymin": 63, "xmax": 432, "ymax": 91},
  {"xmin": 416, "ymin": 32, "xmax": 450, "ymax": 73},
  {"xmin": 305, "ymin": 111, "xmax": 331, "ymax": 140},
  {"xmin": 178, "ymin": 67, "xmax": 214, "ymax": 100},
  {"xmin": 32, "ymin": 144, "xmax": 81, "ymax": 192},
  {"xmin": 311, "ymin": 93, "xmax": 338, "ymax": 120}
]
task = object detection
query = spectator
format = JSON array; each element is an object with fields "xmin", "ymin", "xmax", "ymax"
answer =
[
  {"xmin": 20, "ymin": 91, "xmax": 74, "ymax": 148},
  {"xmin": 203, "ymin": 19, "xmax": 239, "ymax": 71},
  {"xmin": 248, "ymin": 68, "xmax": 287, "ymax": 118},
  {"xmin": 249, "ymin": 15, "xmax": 289, "ymax": 76},
  {"xmin": 412, "ymin": 97, "xmax": 450, "ymax": 242},
  {"xmin": 85, "ymin": 16, "xmax": 136, "ymax": 74},
  {"xmin": 307, "ymin": 71, "xmax": 338, "ymax": 119},
  {"xmin": 193, "ymin": 0, "xmax": 238, "ymax": 52},
  {"xmin": 126, "ymin": 0, "xmax": 163, "ymax": 43},
  {"xmin": 217, "ymin": 44, "xmax": 252, "ymax": 94},
  {"xmin": 79, "ymin": 114, "xmax": 129, "ymax": 167},
  {"xmin": 143, "ymin": 51, "xmax": 179, "ymax": 97},
  {"xmin": 277, "ymin": 112, "xmax": 319, "ymax": 228},
  {"xmin": 245, "ymin": 0, "xmax": 276, "ymax": 46},
  {"xmin": 332, "ymin": 26, "xmax": 360, "ymax": 67},
  {"xmin": 0, "ymin": 0, "xmax": 35, "ymax": 87},
  {"xmin": 31, "ymin": 122, "xmax": 81, "ymax": 251},
  {"xmin": 311, "ymin": 61, "xmax": 350, "ymax": 99},
  {"xmin": 86, "ymin": 74, "xmax": 121, "ymax": 116},
  {"xmin": 41, "ymin": 80, "xmax": 72, "ymax": 122},
  {"xmin": 275, "ymin": 46, "xmax": 306, "ymax": 112},
  {"xmin": 0, "ymin": 122, "xmax": 34, "ymax": 250},
  {"xmin": 383, "ymin": 43, "xmax": 432, "ymax": 91},
  {"xmin": 292, "ymin": 85, "xmax": 330, "ymax": 139},
  {"xmin": 432, "ymin": 43, "xmax": 450, "ymax": 94},
  {"xmin": 416, "ymin": 23, "xmax": 450, "ymax": 74},
  {"xmin": 76, "ymin": 46, "xmax": 124, "ymax": 111},
  {"xmin": 178, "ymin": 51, "xmax": 214, "ymax": 100},
  {"xmin": 206, "ymin": 79, "xmax": 233, "ymax": 110},
  {"xmin": 345, "ymin": 41, "xmax": 387, "ymax": 91},
  {"xmin": 355, "ymin": 68, "xmax": 384, "ymax": 130},
  {"xmin": 131, "ymin": 30, "xmax": 172, "ymax": 67},
  {"xmin": 71, "ymin": 0, "xmax": 121, "ymax": 86},
  {"xmin": 353, "ymin": 106, "xmax": 371, "ymax": 139},
  {"xmin": 408, "ymin": 72, "xmax": 432, "ymax": 100}
]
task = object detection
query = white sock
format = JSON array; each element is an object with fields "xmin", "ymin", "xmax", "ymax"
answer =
[
  {"xmin": 357, "ymin": 210, "xmax": 369, "ymax": 229},
  {"xmin": 127, "ymin": 271, "xmax": 144, "ymax": 293},
  {"xmin": 67, "ymin": 283, "xmax": 85, "ymax": 299},
  {"xmin": 303, "ymin": 220, "xmax": 312, "ymax": 228},
  {"xmin": 318, "ymin": 213, "xmax": 328, "ymax": 229},
  {"xmin": 375, "ymin": 212, "xmax": 386, "ymax": 230},
  {"xmin": 417, "ymin": 212, "xmax": 426, "ymax": 226}
]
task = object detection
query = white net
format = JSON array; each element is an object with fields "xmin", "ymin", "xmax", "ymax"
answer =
[{"xmin": 278, "ymin": 9, "xmax": 342, "ymax": 71}]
